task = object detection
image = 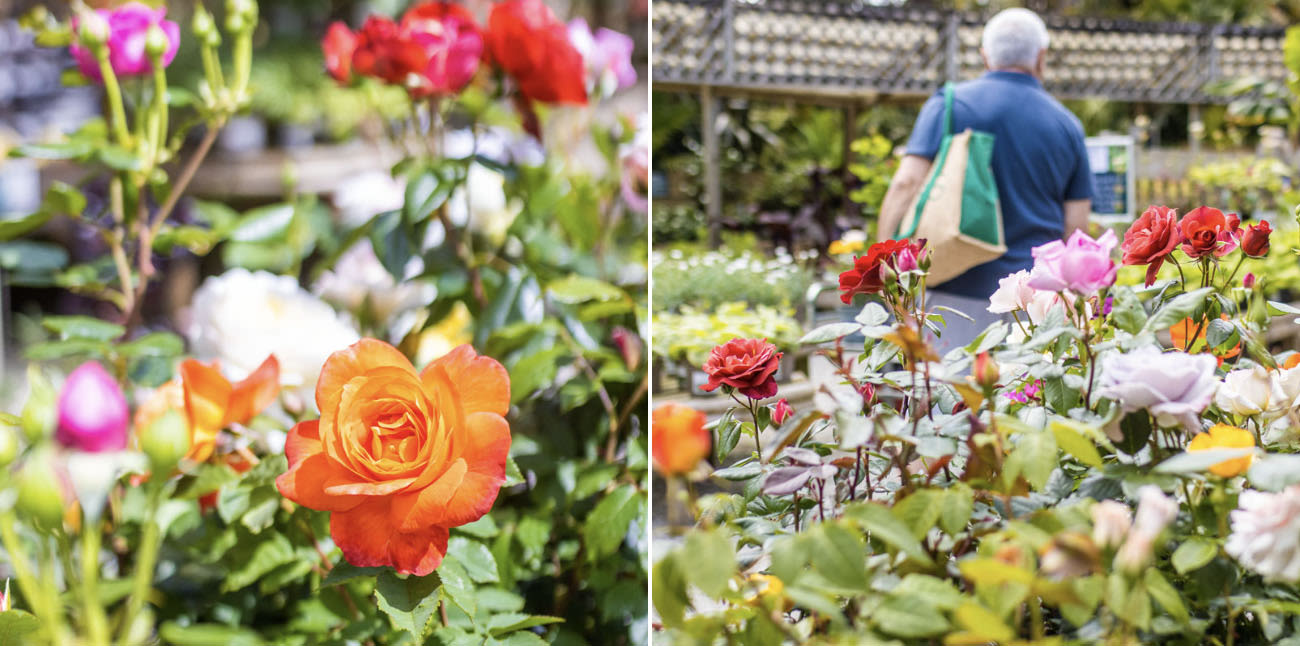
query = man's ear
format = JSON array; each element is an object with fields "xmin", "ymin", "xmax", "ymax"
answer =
[
  {"xmin": 980, "ymin": 48, "xmax": 990, "ymax": 71},
  {"xmin": 1035, "ymin": 49, "xmax": 1047, "ymax": 78}
]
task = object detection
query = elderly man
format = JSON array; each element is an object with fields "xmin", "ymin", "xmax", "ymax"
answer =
[{"xmin": 877, "ymin": 8, "xmax": 1093, "ymax": 349}]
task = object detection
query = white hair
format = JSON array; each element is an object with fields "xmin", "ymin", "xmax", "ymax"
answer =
[{"xmin": 981, "ymin": 8, "xmax": 1050, "ymax": 70}]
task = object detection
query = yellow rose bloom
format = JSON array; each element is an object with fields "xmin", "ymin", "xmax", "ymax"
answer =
[{"xmin": 1187, "ymin": 424, "xmax": 1255, "ymax": 478}]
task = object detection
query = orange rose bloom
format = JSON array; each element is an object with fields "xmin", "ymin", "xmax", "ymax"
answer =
[
  {"xmin": 1169, "ymin": 315, "xmax": 1241, "ymax": 362},
  {"xmin": 133, "ymin": 355, "xmax": 280, "ymax": 464},
  {"xmin": 275, "ymin": 339, "xmax": 511, "ymax": 576},
  {"xmin": 652, "ymin": 403, "xmax": 710, "ymax": 476}
]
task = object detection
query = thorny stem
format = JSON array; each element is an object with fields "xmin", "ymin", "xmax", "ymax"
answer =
[
  {"xmin": 0, "ymin": 511, "xmax": 57, "ymax": 641},
  {"xmin": 81, "ymin": 519, "xmax": 111, "ymax": 646},
  {"xmin": 556, "ymin": 324, "xmax": 621, "ymax": 457},
  {"xmin": 116, "ymin": 484, "xmax": 163, "ymax": 646}
]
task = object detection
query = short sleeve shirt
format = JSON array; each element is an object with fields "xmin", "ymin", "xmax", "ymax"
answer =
[{"xmin": 905, "ymin": 70, "xmax": 1094, "ymax": 299}]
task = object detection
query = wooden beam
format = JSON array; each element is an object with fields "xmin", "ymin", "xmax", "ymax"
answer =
[{"xmin": 701, "ymin": 86, "xmax": 722, "ymax": 249}]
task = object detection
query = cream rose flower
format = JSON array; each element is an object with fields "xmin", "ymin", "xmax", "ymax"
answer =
[
  {"xmin": 187, "ymin": 269, "xmax": 360, "ymax": 399},
  {"xmin": 447, "ymin": 163, "xmax": 521, "ymax": 246},
  {"xmin": 1226, "ymin": 485, "xmax": 1300, "ymax": 582},
  {"xmin": 313, "ymin": 242, "xmax": 434, "ymax": 323}
]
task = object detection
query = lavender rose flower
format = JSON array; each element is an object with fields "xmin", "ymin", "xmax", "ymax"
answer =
[
  {"xmin": 1028, "ymin": 229, "xmax": 1119, "ymax": 295},
  {"xmin": 1096, "ymin": 346, "xmax": 1218, "ymax": 432}
]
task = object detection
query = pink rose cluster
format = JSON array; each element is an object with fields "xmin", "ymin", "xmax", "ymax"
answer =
[{"xmin": 70, "ymin": 2, "xmax": 180, "ymax": 82}]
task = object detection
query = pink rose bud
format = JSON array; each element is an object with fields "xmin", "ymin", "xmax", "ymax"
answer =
[
  {"xmin": 611, "ymin": 326, "xmax": 641, "ymax": 372},
  {"xmin": 772, "ymin": 398, "xmax": 794, "ymax": 425},
  {"xmin": 974, "ymin": 352, "xmax": 999, "ymax": 389},
  {"xmin": 1244, "ymin": 273, "xmax": 1256, "ymax": 289},
  {"xmin": 56, "ymin": 362, "xmax": 129, "ymax": 452},
  {"xmin": 70, "ymin": 3, "xmax": 181, "ymax": 81},
  {"xmin": 857, "ymin": 382, "xmax": 876, "ymax": 405}
]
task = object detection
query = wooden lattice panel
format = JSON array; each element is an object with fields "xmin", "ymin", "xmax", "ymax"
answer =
[{"xmin": 652, "ymin": 0, "xmax": 1288, "ymax": 104}]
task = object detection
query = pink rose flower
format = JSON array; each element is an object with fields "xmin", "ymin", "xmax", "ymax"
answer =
[
  {"xmin": 988, "ymin": 269, "xmax": 1036, "ymax": 314},
  {"xmin": 1028, "ymin": 229, "xmax": 1118, "ymax": 296},
  {"xmin": 567, "ymin": 18, "xmax": 637, "ymax": 96},
  {"xmin": 70, "ymin": 3, "xmax": 180, "ymax": 81},
  {"xmin": 56, "ymin": 362, "xmax": 129, "ymax": 453}
]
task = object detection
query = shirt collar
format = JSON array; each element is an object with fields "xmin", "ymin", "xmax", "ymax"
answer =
[{"xmin": 982, "ymin": 70, "xmax": 1043, "ymax": 89}]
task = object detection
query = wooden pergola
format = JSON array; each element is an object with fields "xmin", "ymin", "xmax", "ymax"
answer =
[{"xmin": 652, "ymin": 0, "xmax": 1290, "ymax": 243}]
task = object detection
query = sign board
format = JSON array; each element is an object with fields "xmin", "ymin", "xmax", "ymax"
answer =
[{"xmin": 1086, "ymin": 135, "xmax": 1136, "ymax": 222}]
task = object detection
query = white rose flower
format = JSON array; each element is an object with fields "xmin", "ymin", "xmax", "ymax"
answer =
[
  {"xmin": 447, "ymin": 163, "xmax": 521, "ymax": 245},
  {"xmin": 313, "ymin": 242, "xmax": 434, "ymax": 322},
  {"xmin": 1091, "ymin": 499, "xmax": 1132, "ymax": 550},
  {"xmin": 187, "ymin": 269, "xmax": 360, "ymax": 400},
  {"xmin": 1225, "ymin": 485, "xmax": 1300, "ymax": 582},
  {"xmin": 1115, "ymin": 486, "xmax": 1178, "ymax": 572},
  {"xmin": 332, "ymin": 170, "xmax": 404, "ymax": 229},
  {"xmin": 1217, "ymin": 366, "xmax": 1278, "ymax": 417}
]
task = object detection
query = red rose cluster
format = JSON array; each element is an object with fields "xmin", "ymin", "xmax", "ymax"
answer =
[
  {"xmin": 323, "ymin": 0, "xmax": 586, "ymax": 107},
  {"xmin": 838, "ymin": 238, "xmax": 927, "ymax": 304},
  {"xmin": 1121, "ymin": 205, "xmax": 1271, "ymax": 286}
]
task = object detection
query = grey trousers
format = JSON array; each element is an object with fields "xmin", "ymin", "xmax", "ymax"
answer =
[{"xmin": 926, "ymin": 289, "xmax": 1008, "ymax": 355}]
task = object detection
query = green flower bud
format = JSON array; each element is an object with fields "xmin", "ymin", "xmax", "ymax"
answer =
[
  {"xmin": 192, "ymin": 6, "xmax": 220, "ymax": 47},
  {"xmin": 144, "ymin": 23, "xmax": 170, "ymax": 60},
  {"xmin": 0, "ymin": 426, "xmax": 18, "ymax": 468},
  {"xmin": 77, "ymin": 10, "xmax": 110, "ymax": 50},
  {"xmin": 226, "ymin": 0, "xmax": 258, "ymax": 23},
  {"xmin": 15, "ymin": 451, "xmax": 66, "ymax": 530},
  {"xmin": 20, "ymin": 367, "xmax": 57, "ymax": 444},
  {"xmin": 137, "ymin": 409, "xmax": 191, "ymax": 472}
]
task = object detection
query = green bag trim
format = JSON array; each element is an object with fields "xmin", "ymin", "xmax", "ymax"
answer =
[{"xmin": 896, "ymin": 82, "xmax": 1003, "ymax": 248}]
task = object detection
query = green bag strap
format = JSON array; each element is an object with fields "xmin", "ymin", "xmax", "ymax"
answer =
[
  {"xmin": 896, "ymin": 83, "xmax": 956, "ymax": 239},
  {"xmin": 942, "ymin": 81, "xmax": 954, "ymax": 136}
]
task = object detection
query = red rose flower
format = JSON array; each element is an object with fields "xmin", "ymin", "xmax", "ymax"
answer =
[
  {"xmin": 400, "ymin": 2, "xmax": 484, "ymax": 96},
  {"xmin": 1121, "ymin": 205, "xmax": 1181, "ymax": 286},
  {"xmin": 351, "ymin": 15, "xmax": 428, "ymax": 85},
  {"xmin": 486, "ymin": 0, "xmax": 587, "ymax": 106},
  {"xmin": 838, "ymin": 239, "xmax": 909, "ymax": 304},
  {"xmin": 701, "ymin": 338, "xmax": 782, "ymax": 400},
  {"xmin": 322, "ymin": 22, "xmax": 357, "ymax": 83},
  {"xmin": 1241, "ymin": 220, "xmax": 1271, "ymax": 258},
  {"xmin": 1179, "ymin": 207, "xmax": 1237, "ymax": 259}
]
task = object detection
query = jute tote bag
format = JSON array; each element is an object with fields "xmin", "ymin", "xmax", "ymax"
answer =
[{"xmin": 894, "ymin": 82, "xmax": 1007, "ymax": 285}]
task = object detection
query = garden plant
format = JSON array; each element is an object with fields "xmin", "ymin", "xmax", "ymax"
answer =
[
  {"xmin": 0, "ymin": 1, "xmax": 648, "ymax": 645},
  {"xmin": 653, "ymin": 203, "xmax": 1300, "ymax": 645}
]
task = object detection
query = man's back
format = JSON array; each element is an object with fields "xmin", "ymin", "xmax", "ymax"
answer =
[{"xmin": 905, "ymin": 70, "xmax": 1094, "ymax": 299}]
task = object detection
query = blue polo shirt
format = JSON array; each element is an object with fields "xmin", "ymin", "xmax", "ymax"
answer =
[{"xmin": 905, "ymin": 70, "xmax": 1094, "ymax": 299}]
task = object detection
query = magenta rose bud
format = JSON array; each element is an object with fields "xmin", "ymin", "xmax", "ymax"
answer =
[
  {"xmin": 771, "ymin": 398, "xmax": 794, "ymax": 425},
  {"xmin": 70, "ymin": 3, "xmax": 181, "ymax": 81},
  {"xmin": 56, "ymin": 362, "xmax": 129, "ymax": 452},
  {"xmin": 1244, "ymin": 273, "xmax": 1256, "ymax": 289}
]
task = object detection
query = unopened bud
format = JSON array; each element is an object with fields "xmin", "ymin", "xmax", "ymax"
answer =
[
  {"xmin": 973, "ymin": 352, "xmax": 999, "ymax": 389},
  {"xmin": 145, "ymin": 23, "xmax": 170, "ymax": 60},
  {"xmin": 76, "ymin": 10, "xmax": 110, "ymax": 50},
  {"xmin": 192, "ymin": 6, "xmax": 220, "ymax": 46},
  {"xmin": 225, "ymin": 0, "xmax": 257, "ymax": 31},
  {"xmin": 0, "ymin": 427, "xmax": 18, "ymax": 468},
  {"xmin": 1244, "ymin": 273, "xmax": 1256, "ymax": 289},
  {"xmin": 15, "ymin": 451, "xmax": 66, "ymax": 530},
  {"xmin": 137, "ymin": 409, "xmax": 191, "ymax": 472},
  {"xmin": 21, "ymin": 367, "xmax": 57, "ymax": 444}
]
